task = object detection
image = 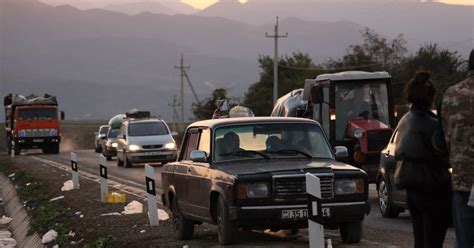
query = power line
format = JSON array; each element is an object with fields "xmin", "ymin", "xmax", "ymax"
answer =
[
  {"xmin": 174, "ymin": 53, "xmax": 190, "ymax": 132},
  {"xmin": 168, "ymin": 95, "xmax": 180, "ymax": 133}
]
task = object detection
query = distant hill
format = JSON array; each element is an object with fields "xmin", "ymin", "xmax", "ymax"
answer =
[
  {"xmin": 198, "ymin": 0, "xmax": 473, "ymax": 55},
  {"xmin": 104, "ymin": 1, "xmax": 197, "ymax": 15},
  {"xmin": 1, "ymin": 0, "xmax": 368, "ymax": 120}
]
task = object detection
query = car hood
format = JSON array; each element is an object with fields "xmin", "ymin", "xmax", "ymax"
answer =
[
  {"xmin": 127, "ymin": 135, "xmax": 172, "ymax": 146},
  {"xmin": 214, "ymin": 159, "xmax": 361, "ymax": 177}
]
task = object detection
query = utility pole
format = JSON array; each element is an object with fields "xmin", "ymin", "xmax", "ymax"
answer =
[
  {"xmin": 266, "ymin": 16, "xmax": 288, "ymax": 106},
  {"xmin": 168, "ymin": 95, "xmax": 180, "ymax": 132},
  {"xmin": 175, "ymin": 54, "xmax": 190, "ymax": 132}
]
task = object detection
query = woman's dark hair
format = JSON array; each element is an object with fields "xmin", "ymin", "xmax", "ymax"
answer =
[{"xmin": 404, "ymin": 71, "xmax": 436, "ymax": 109}]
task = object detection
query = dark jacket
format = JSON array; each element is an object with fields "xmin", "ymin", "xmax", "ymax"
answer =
[{"xmin": 394, "ymin": 106, "xmax": 450, "ymax": 191}]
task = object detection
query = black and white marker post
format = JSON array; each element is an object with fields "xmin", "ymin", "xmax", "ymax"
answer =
[
  {"xmin": 10, "ymin": 140, "xmax": 15, "ymax": 159},
  {"xmin": 306, "ymin": 173, "xmax": 325, "ymax": 248},
  {"xmin": 70, "ymin": 152, "xmax": 80, "ymax": 189},
  {"xmin": 99, "ymin": 155, "xmax": 109, "ymax": 202},
  {"xmin": 145, "ymin": 164, "xmax": 159, "ymax": 226}
]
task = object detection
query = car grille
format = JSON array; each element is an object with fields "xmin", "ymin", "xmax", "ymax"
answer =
[
  {"xmin": 142, "ymin": 144, "xmax": 163, "ymax": 149},
  {"xmin": 23, "ymin": 129, "xmax": 54, "ymax": 137},
  {"xmin": 367, "ymin": 131, "xmax": 392, "ymax": 151},
  {"xmin": 273, "ymin": 174, "xmax": 334, "ymax": 202}
]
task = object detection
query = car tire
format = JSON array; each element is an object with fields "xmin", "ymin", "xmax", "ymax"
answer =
[
  {"xmin": 123, "ymin": 153, "xmax": 132, "ymax": 168},
  {"xmin": 106, "ymin": 156, "xmax": 112, "ymax": 161},
  {"xmin": 378, "ymin": 179, "xmax": 400, "ymax": 218},
  {"xmin": 171, "ymin": 197, "xmax": 194, "ymax": 240},
  {"xmin": 339, "ymin": 221, "xmax": 362, "ymax": 243},
  {"xmin": 216, "ymin": 196, "xmax": 237, "ymax": 245},
  {"xmin": 117, "ymin": 156, "xmax": 124, "ymax": 167},
  {"xmin": 14, "ymin": 145, "xmax": 21, "ymax": 155},
  {"xmin": 51, "ymin": 144, "xmax": 60, "ymax": 154}
]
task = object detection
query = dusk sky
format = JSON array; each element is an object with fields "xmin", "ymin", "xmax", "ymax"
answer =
[{"xmin": 39, "ymin": 0, "xmax": 474, "ymax": 10}]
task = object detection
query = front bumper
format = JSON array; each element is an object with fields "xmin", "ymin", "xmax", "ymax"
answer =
[
  {"xmin": 16, "ymin": 136, "xmax": 60, "ymax": 149},
  {"xmin": 126, "ymin": 150, "xmax": 177, "ymax": 163},
  {"xmin": 230, "ymin": 201, "xmax": 370, "ymax": 229}
]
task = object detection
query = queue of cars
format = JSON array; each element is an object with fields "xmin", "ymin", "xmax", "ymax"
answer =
[{"xmin": 94, "ymin": 111, "xmax": 177, "ymax": 166}]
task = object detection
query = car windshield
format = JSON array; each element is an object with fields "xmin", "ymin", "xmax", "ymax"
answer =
[
  {"xmin": 128, "ymin": 122, "xmax": 168, "ymax": 136},
  {"xmin": 17, "ymin": 108, "xmax": 57, "ymax": 121},
  {"xmin": 108, "ymin": 129, "xmax": 119, "ymax": 138},
  {"xmin": 335, "ymin": 81, "xmax": 390, "ymax": 141},
  {"xmin": 99, "ymin": 126, "xmax": 108, "ymax": 134},
  {"xmin": 213, "ymin": 123, "xmax": 333, "ymax": 163}
]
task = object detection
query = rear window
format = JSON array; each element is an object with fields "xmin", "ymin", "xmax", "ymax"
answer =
[
  {"xmin": 99, "ymin": 126, "xmax": 108, "ymax": 134},
  {"xmin": 18, "ymin": 108, "xmax": 57, "ymax": 120},
  {"xmin": 128, "ymin": 122, "xmax": 168, "ymax": 136},
  {"xmin": 108, "ymin": 129, "xmax": 119, "ymax": 138}
]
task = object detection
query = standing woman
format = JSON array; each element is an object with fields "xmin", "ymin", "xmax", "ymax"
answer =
[{"xmin": 394, "ymin": 71, "xmax": 451, "ymax": 248}]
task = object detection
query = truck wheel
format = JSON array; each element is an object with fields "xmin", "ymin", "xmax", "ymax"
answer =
[
  {"xmin": 171, "ymin": 197, "xmax": 194, "ymax": 240},
  {"xmin": 340, "ymin": 221, "xmax": 362, "ymax": 243},
  {"xmin": 14, "ymin": 145, "xmax": 21, "ymax": 155},
  {"xmin": 378, "ymin": 179, "xmax": 400, "ymax": 218},
  {"xmin": 51, "ymin": 144, "xmax": 60, "ymax": 154},
  {"xmin": 216, "ymin": 195, "xmax": 237, "ymax": 245}
]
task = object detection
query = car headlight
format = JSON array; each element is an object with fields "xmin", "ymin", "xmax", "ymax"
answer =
[
  {"xmin": 111, "ymin": 142, "xmax": 118, "ymax": 148},
  {"xmin": 18, "ymin": 130, "xmax": 26, "ymax": 137},
  {"xmin": 353, "ymin": 128, "xmax": 363, "ymax": 139},
  {"xmin": 50, "ymin": 128, "xmax": 57, "ymax": 136},
  {"xmin": 238, "ymin": 183, "xmax": 269, "ymax": 198},
  {"xmin": 164, "ymin": 142, "xmax": 176, "ymax": 149},
  {"xmin": 128, "ymin": 144, "xmax": 140, "ymax": 151},
  {"xmin": 335, "ymin": 179, "xmax": 365, "ymax": 195}
]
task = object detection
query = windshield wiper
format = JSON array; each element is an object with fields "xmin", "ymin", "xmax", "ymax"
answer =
[
  {"xmin": 270, "ymin": 149, "xmax": 312, "ymax": 159},
  {"xmin": 221, "ymin": 150, "xmax": 269, "ymax": 160}
]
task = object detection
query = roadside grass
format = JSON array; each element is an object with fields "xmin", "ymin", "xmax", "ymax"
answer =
[
  {"xmin": 83, "ymin": 236, "xmax": 114, "ymax": 248},
  {"xmin": 0, "ymin": 158, "xmax": 70, "ymax": 245}
]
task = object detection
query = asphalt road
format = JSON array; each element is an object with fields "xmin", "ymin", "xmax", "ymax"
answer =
[{"xmin": 27, "ymin": 150, "xmax": 456, "ymax": 247}]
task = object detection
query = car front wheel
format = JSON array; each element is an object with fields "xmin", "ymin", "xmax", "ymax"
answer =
[
  {"xmin": 171, "ymin": 197, "xmax": 194, "ymax": 240},
  {"xmin": 340, "ymin": 221, "xmax": 362, "ymax": 243},
  {"xmin": 378, "ymin": 179, "xmax": 400, "ymax": 218},
  {"xmin": 216, "ymin": 196, "xmax": 237, "ymax": 245}
]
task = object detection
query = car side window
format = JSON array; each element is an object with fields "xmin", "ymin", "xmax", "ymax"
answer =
[
  {"xmin": 181, "ymin": 129, "xmax": 201, "ymax": 161},
  {"xmin": 198, "ymin": 128, "xmax": 210, "ymax": 155}
]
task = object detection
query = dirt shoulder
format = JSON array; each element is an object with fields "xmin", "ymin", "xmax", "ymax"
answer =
[{"xmin": 0, "ymin": 155, "xmax": 225, "ymax": 248}]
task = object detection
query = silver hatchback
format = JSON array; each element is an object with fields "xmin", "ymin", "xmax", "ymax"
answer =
[{"xmin": 116, "ymin": 119, "xmax": 177, "ymax": 167}]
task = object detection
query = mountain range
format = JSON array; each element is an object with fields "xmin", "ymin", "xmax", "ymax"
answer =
[{"xmin": 1, "ymin": 0, "xmax": 472, "ymax": 121}]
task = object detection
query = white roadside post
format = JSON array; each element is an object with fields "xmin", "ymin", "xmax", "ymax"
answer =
[
  {"xmin": 99, "ymin": 154, "xmax": 109, "ymax": 202},
  {"xmin": 10, "ymin": 140, "xmax": 15, "ymax": 158},
  {"xmin": 70, "ymin": 152, "xmax": 80, "ymax": 189},
  {"xmin": 145, "ymin": 164, "xmax": 159, "ymax": 226},
  {"xmin": 306, "ymin": 173, "xmax": 325, "ymax": 248}
]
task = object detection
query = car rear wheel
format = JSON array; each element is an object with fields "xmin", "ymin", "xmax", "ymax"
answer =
[
  {"xmin": 171, "ymin": 197, "xmax": 194, "ymax": 240},
  {"xmin": 378, "ymin": 179, "xmax": 400, "ymax": 218},
  {"xmin": 339, "ymin": 221, "xmax": 362, "ymax": 243},
  {"xmin": 123, "ymin": 153, "xmax": 132, "ymax": 168},
  {"xmin": 216, "ymin": 196, "xmax": 237, "ymax": 245}
]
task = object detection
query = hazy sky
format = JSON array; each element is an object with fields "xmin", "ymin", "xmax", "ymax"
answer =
[{"xmin": 39, "ymin": 0, "xmax": 474, "ymax": 10}]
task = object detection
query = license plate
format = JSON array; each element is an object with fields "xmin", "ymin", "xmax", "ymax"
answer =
[
  {"xmin": 144, "ymin": 151, "xmax": 161, "ymax": 156},
  {"xmin": 281, "ymin": 209, "xmax": 308, "ymax": 220},
  {"xmin": 322, "ymin": 207, "xmax": 331, "ymax": 217},
  {"xmin": 33, "ymin": 139, "xmax": 44, "ymax": 143}
]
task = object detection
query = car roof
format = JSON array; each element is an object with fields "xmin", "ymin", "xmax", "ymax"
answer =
[
  {"xmin": 315, "ymin": 71, "xmax": 391, "ymax": 81},
  {"xmin": 126, "ymin": 118, "xmax": 164, "ymax": 124},
  {"xmin": 188, "ymin": 117, "xmax": 318, "ymax": 129}
]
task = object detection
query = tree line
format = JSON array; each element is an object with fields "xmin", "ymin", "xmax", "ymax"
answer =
[{"xmin": 193, "ymin": 28, "xmax": 467, "ymax": 119}]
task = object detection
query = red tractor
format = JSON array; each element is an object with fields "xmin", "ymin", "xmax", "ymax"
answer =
[{"xmin": 272, "ymin": 71, "xmax": 395, "ymax": 182}]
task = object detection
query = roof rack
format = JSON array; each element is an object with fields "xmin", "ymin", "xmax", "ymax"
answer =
[{"xmin": 125, "ymin": 109, "xmax": 151, "ymax": 119}]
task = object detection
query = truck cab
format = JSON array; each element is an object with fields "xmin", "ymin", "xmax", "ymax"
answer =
[
  {"xmin": 4, "ymin": 94, "xmax": 64, "ymax": 155},
  {"xmin": 272, "ymin": 71, "xmax": 395, "ymax": 182}
]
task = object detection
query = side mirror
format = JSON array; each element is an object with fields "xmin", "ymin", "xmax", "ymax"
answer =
[
  {"xmin": 310, "ymin": 86, "xmax": 324, "ymax": 104},
  {"xmin": 190, "ymin": 150, "xmax": 208, "ymax": 163},
  {"xmin": 171, "ymin": 131, "xmax": 178, "ymax": 137},
  {"xmin": 334, "ymin": 146, "xmax": 349, "ymax": 159},
  {"xmin": 94, "ymin": 132, "xmax": 99, "ymax": 136},
  {"xmin": 60, "ymin": 111, "xmax": 65, "ymax": 120}
]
